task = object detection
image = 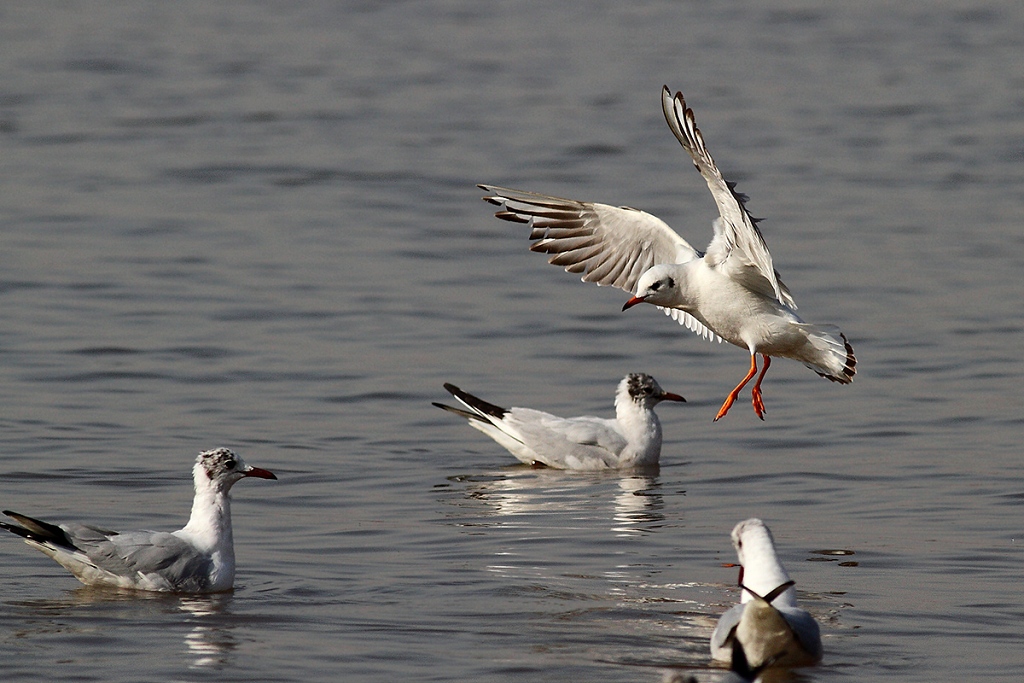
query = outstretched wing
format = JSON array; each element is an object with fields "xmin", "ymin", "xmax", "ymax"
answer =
[
  {"xmin": 480, "ymin": 184, "xmax": 699, "ymax": 294},
  {"xmin": 480, "ymin": 184, "xmax": 716, "ymax": 340},
  {"xmin": 661, "ymin": 86, "xmax": 796, "ymax": 309}
]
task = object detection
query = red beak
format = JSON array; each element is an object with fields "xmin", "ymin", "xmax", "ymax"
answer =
[
  {"xmin": 244, "ymin": 466, "xmax": 277, "ymax": 480},
  {"xmin": 621, "ymin": 295, "xmax": 647, "ymax": 311},
  {"xmin": 661, "ymin": 392, "xmax": 686, "ymax": 403}
]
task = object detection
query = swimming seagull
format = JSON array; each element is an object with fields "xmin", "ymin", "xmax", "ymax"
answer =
[
  {"xmin": 433, "ymin": 373, "xmax": 685, "ymax": 470},
  {"xmin": 0, "ymin": 448, "xmax": 276, "ymax": 593},
  {"xmin": 710, "ymin": 518, "xmax": 822, "ymax": 670},
  {"xmin": 480, "ymin": 86, "xmax": 855, "ymax": 421}
]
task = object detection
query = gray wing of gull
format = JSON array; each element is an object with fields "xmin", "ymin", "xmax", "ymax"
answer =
[
  {"xmin": 661, "ymin": 87, "xmax": 796, "ymax": 310},
  {"xmin": 710, "ymin": 603, "xmax": 745, "ymax": 658},
  {"xmin": 63, "ymin": 523, "xmax": 213, "ymax": 592},
  {"xmin": 778, "ymin": 605, "xmax": 823, "ymax": 660},
  {"xmin": 480, "ymin": 184, "xmax": 699, "ymax": 291},
  {"xmin": 506, "ymin": 410, "xmax": 629, "ymax": 467},
  {"xmin": 711, "ymin": 602, "xmax": 823, "ymax": 662},
  {"xmin": 480, "ymin": 184, "xmax": 718, "ymax": 341}
]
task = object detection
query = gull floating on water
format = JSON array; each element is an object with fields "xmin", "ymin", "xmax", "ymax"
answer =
[
  {"xmin": 0, "ymin": 448, "xmax": 276, "ymax": 593},
  {"xmin": 710, "ymin": 518, "xmax": 822, "ymax": 672},
  {"xmin": 480, "ymin": 86, "xmax": 855, "ymax": 421},
  {"xmin": 433, "ymin": 373, "xmax": 685, "ymax": 470}
]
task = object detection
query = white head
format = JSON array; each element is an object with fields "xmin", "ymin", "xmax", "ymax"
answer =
[
  {"xmin": 618, "ymin": 373, "xmax": 686, "ymax": 409},
  {"xmin": 730, "ymin": 518, "xmax": 796, "ymax": 607},
  {"xmin": 193, "ymin": 448, "xmax": 277, "ymax": 495},
  {"xmin": 622, "ymin": 264, "xmax": 684, "ymax": 310}
]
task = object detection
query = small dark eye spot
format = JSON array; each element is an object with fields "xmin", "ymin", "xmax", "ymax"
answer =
[{"xmin": 224, "ymin": 459, "xmax": 236, "ymax": 469}]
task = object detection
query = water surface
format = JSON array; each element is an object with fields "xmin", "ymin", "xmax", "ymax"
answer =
[{"xmin": 1, "ymin": 2, "xmax": 1022, "ymax": 682}]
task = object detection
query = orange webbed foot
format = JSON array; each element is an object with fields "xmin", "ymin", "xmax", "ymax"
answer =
[
  {"xmin": 750, "ymin": 354, "xmax": 771, "ymax": 421},
  {"xmin": 751, "ymin": 386, "xmax": 766, "ymax": 420}
]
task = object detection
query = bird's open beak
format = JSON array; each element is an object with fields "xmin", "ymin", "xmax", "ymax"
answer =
[
  {"xmin": 621, "ymin": 295, "xmax": 647, "ymax": 311},
  {"xmin": 661, "ymin": 392, "xmax": 686, "ymax": 402},
  {"xmin": 720, "ymin": 562, "xmax": 744, "ymax": 587},
  {"xmin": 244, "ymin": 466, "xmax": 277, "ymax": 480}
]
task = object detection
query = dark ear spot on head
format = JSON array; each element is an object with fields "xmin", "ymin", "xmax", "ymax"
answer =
[
  {"xmin": 198, "ymin": 448, "xmax": 239, "ymax": 480},
  {"xmin": 625, "ymin": 373, "xmax": 658, "ymax": 401}
]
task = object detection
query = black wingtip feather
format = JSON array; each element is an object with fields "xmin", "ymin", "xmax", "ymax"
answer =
[
  {"xmin": 443, "ymin": 384, "xmax": 508, "ymax": 420},
  {"xmin": 433, "ymin": 402, "xmax": 488, "ymax": 423},
  {"xmin": 1, "ymin": 510, "xmax": 77, "ymax": 550}
]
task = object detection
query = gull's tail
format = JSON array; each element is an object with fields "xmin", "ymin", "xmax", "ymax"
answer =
[{"xmin": 799, "ymin": 327, "xmax": 856, "ymax": 384}]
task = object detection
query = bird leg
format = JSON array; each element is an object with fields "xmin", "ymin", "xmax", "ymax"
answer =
[
  {"xmin": 714, "ymin": 354, "xmax": 759, "ymax": 421},
  {"xmin": 750, "ymin": 354, "xmax": 771, "ymax": 420}
]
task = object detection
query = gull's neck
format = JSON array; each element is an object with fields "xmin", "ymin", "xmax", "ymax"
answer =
[
  {"xmin": 614, "ymin": 387, "xmax": 662, "ymax": 462},
  {"xmin": 739, "ymin": 531, "xmax": 795, "ymax": 608},
  {"xmin": 178, "ymin": 468, "xmax": 235, "ymax": 556}
]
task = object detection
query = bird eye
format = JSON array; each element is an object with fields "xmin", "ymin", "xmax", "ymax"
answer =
[
  {"xmin": 651, "ymin": 282, "xmax": 662, "ymax": 291},
  {"xmin": 224, "ymin": 459, "xmax": 236, "ymax": 469}
]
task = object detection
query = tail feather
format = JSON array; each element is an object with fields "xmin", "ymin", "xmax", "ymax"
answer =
[
  {"xmin": 798, "ymin": 327, "xmax": 856, "ymax": 384},
  {"xmin": 823, "ymin": 332, "xmax": 856, "ymax": 384}
]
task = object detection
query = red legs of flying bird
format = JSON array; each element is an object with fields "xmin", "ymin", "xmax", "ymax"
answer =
[
  {"xmin": 714, "ymin": 353, "xmax": 771, "ymax": 421},
  {"xmin": 750, "ymin": 355, "xmax": 771, "ymax": 420}
]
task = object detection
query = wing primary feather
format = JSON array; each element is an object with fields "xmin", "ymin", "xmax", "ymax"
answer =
[
  {"xmin": 443, "ymin": 383, "xmax": 508, "ymax": 420},
  {"xmin": 433, "ymin": 402, "xmax": 488, "ymax": 423},
  {"xmin": 1, "ymin": 510, "xmax": 78, "ymax": 550},
  {"xmin": 494, "ymin": 210, "xmax": 530, "ymax": 224}
]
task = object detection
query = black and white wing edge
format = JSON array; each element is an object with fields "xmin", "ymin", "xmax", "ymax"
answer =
[{"xmin": 661, "ymin": 86, "xmax": 797, "ymax": 309}]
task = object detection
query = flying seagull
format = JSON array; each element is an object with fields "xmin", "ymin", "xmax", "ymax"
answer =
[{"xmin": 480, "ymin": 86, "xmax": 855, "ymax": 420}]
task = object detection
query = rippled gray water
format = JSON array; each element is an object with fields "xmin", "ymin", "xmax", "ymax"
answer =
[{"xmin": 1, "ymin": 2, "xmax": 1022, "ymax": 682}]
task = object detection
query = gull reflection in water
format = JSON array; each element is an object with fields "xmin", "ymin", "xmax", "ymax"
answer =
[
  {"xmin": 178, "ymin": 593, "xmax": 236, "ymax": 669},
  {"xmin": 444, "ymin": 467, "xmax": 665, "ymax": 535},
  {"xmin": 9, "ymin": 586, "xmax": 238, "ymax": 671},
  {"xmin": 610, "ymin": 474, "xmax": 665, "ymax": 536},
  {"xmin": 443, "ymin": 467, "xmax": 671, "ymax": 598}
]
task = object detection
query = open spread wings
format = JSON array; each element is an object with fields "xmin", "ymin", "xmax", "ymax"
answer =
[
  {"xmin": 480, "ymin": 184, "xmax": 699, "ymax": 293},
  {"xmin": 661, "ymin": 87, "xmax": 796, "ymax": 309},
  {"xmin": 480, "ymin": 185, "xmax": 718, "ymax": 341}
]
